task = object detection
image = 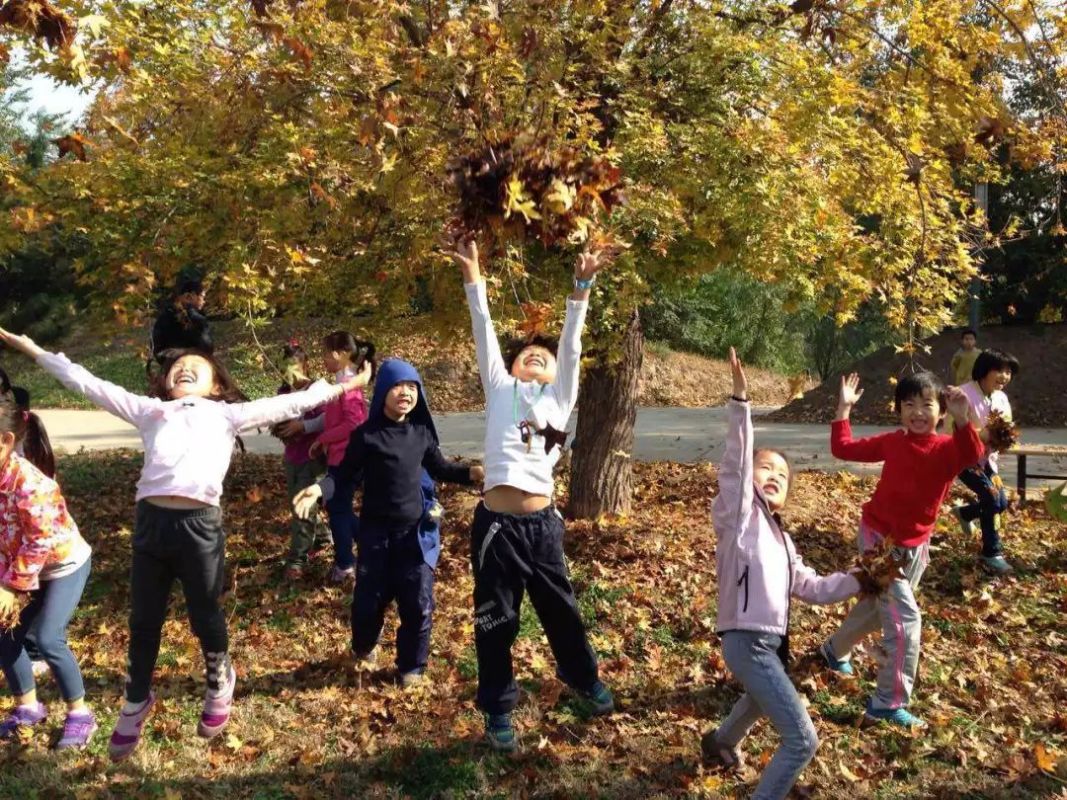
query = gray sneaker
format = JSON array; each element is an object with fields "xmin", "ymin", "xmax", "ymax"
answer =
[
  {"xmin": 701, "ymin": 728, "xmax": 743, "ymax": 771},
  {"xmin": 352, "ymin": 646, "xmax": 379, "ymax": 668},
  {"xmin": 980, "ymin": 555, "xmax": 1013, "ymax": 575}
]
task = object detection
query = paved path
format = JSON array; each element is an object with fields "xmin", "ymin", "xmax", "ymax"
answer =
[{"xmin": 37, "ymin": 407, "xmax": 1067, "ymax": 494}]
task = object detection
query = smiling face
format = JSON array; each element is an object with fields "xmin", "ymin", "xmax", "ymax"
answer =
[
  {"xmin": 898, "ymin": 386, "xmax": 943, "ymax": 435},
  {"xmin": 164, "ymin": 354, "xmax": 219, "ymax": 399},
  {"xmin": 753, "ymin": 449, "xmax": 790, "ymax": 511},
  {"xmin": 510, "ymin": 345, "xmax": 558, "ymax": 384},
  {"xmin": 384, "ymin": 381, "xmax": 419, "ymax": 421},
  {"xmin": 979, "ymin": 366, "xmax": 1013, "ymax": 395}
]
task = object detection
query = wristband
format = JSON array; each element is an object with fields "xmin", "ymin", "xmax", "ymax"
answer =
[
  {"xmin": 730, "ymin": 395, "xmax": 748, "ymax": 403},
  {"xmin": 574, "ymin": 275, "xmax": 596, "ymax": 291}
]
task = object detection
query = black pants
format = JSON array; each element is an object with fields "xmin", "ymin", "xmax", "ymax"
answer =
[
  {"xmin": 126, "ymin": 502, "xmax": 228, "ymax": 702},
  {"xmin": 469, "ymin": 503, "xmax": 599, "ymax": 715},
  {"xmin": 351, "ymin": 517, "xmax": 435, "ymax": 674}
]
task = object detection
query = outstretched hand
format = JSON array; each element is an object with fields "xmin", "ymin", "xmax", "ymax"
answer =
[
  {"xmin": 728, "ymin": 346, "xmax": 747, "ymax": 400},
  {"xmin": 574, "ymin": 249, "xmax": 605, "ymax": 282},
  {"xmin": 446, "ymin": 234, "xmax": 480, "ymax": 284},
  {"xmin": 0, "ymin": 326, "xmax": 45, "ymax": 360},
  {"xmin": 838, "ymin": 373, "xmax": 863, "ymax": 408},
  {"xmin": 340, "ymin": 360, "xmax": 373, "ymax": 392},
  {"xmin": 944, "ymin": 386, "xmax": 971, "ymax": 424}
]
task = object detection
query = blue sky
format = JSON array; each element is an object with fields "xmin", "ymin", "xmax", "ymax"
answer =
[{"xmin": 6, "ymin": 50, "xmax": 94, "ymax": 129}]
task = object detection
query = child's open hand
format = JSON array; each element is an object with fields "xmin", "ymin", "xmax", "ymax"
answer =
[
  {"xmin": 340, "ymin": 360, "xmax": 373, "ymax": 392},
  {"xmin": 728, "ymin": 346, "xmax": 747, "ymax": 400},
  {"xmin": 447, "ymin": 235, "xmax": 480, "ymax": 283},
  {"xmin": 0, "ymin": 326, "xmax": 45, "ymax": 360},
  {"xmin": 574, "ymin": 249, "xmax": 605, "ymax": 283},
  {"xmin": 944, "ymin": 386, "xmax": 971, "ymax": 423},
  {"xmin": 293, "ymin": 484, "xmax": 323, "ymax": 520},
  {"xmin": 838, "ymin": 373, "xmax": 863, "ymax": 408}
]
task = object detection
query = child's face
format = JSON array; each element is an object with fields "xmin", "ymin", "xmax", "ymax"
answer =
[
  {"xmin": 979, "ymin": 367, "xmax": 1012, "ymax": 395},
  {"xmin": 164, "ymin": 354, "xmax": 219, "ymax": 399},
  {"xmin": 753, "ymin": 451, "xmax": 790, "ymax": 511},
  {"xmin": 0, "ymin": 430, "xmax": 14, "ymax": 470},
  {"xmin": 384, "ymin": 381, "xmax": 419, "ymax": 420},
  {"xmin": 898, "ymin": 387, "xmax": 943, "ymax": 435},
  {"xmin": 961, "ymin": 333, "xmax": 977, "ymax": 350},
  {"xmin": 511, "ymin": 345, "xmax": 557, "ymax": 384}
]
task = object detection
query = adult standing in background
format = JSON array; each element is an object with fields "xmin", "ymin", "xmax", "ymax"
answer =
[{"xmin": 151, "ymin": 278, "xmax": 213, "ymax": 361}]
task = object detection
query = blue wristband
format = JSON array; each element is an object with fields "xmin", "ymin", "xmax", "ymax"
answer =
[{"xmin": 574, "ymin": 276, "xmax": 596, "ymax": 291}]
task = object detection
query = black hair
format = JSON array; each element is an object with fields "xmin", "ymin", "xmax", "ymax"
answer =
[
  {"xmin": 961, "ymin": 328, "xmax": 977, "ymax": 339},
  {"xmin": 753, "ymin": 448, "xmax": 794, "ymax": 495},
  {"xmin": 972, "ymin": 348, "xmax": 1020, "ymax": 382},
  {"xmin": 12, "ymin": 386, "xmax": 30, "ymax": 412},
  {"xmin": 322, "ymin": 331, "xmax": 377, "ymax": 379},
  {"xmin": 283, "ymin": 342, "xmax": 306, "ymax": 361},
  {"xmin": 150, "ymin": 348, "xmax": 248, "ymax": 403},
  {"xmin": 0, "ymin": 396, "xmax": 56, "ymax": 478},
  {"xmin": 177, "ymin": 278, "xmax": 204, "ymax": 296},
  {"xmin": 0, "ymin": 367, "xmax": 10, "ymax": 396},
  {"xmin": 502, "ymin": 334, "xmax": 560, "ymax": 373},
  {"xmin": 894, "ymin": 370, "xmax": 946, "ymax": 413}
]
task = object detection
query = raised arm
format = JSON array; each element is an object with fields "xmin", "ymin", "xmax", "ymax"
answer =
[
  {"xmin": 943, "ymin": 386, "xmax": 985, "ymax": 473},
  {"xmin": 830, "ymin": 374, "xmax": 890, "ymax": 461},
  {"xmin": 452, "ymin": 239, "xmax": 510, "ymax": 395},
  {"xmin": 711, "ymin": 348, "xmax": 755, "ymax": 540},
  {"xmin": 229, "ymin": 363, "xmax": 370, "ymax": 432},
  {"xmin": 551, "ymin": 250, "xmax": 601, "ymax": 413},
  {"xmin": 0, "ymin": 326, "xmax": 160, "ymax": 425}
]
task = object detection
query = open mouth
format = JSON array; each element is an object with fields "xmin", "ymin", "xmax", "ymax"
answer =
[
  {"xmin": 524, "ymin": 356, "xmax": 545, "ymax": 369},
  {"xmin": 175, "ymin": 374, "xmax": 196, "ymax": 386}
]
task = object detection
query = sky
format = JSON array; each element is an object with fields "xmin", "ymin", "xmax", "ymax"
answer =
[{"xmin": 5, "ymin": 51, "xmax": 94, "ymax": 130}]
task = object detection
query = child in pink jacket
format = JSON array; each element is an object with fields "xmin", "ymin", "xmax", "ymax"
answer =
[{"xmin": 703, "ymin": 348, "xmax": 862, "ymax": 800}]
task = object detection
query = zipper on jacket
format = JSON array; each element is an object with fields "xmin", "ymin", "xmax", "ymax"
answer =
[{"xmin": 738, "ymin": 565, "xmax": 750, "ymax": 613}]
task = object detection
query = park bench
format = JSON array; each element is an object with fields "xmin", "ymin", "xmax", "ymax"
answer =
[{"xmin": 1009, "ymin": 444, "xmax": 1067, "ymax": 505}]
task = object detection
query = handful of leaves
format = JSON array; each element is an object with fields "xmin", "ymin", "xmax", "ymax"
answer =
[
  {"xmin": 0, "ymin": 589, "xmax": 30, "ymax": 632},
  {"xmin": 449, "ymin": 135, "xmax": 624, "ymax": 247},
  {"xmin": 854, "ymin": 537, "xmax": 905, "ymax": 595},
  {"xmin": 984, "ymin": 410, "xmax": 1019, "ymax": 453}
]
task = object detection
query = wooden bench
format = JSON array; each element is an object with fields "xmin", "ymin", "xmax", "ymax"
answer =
[{"xmin": 1009, "ymin": 444, "xmax": 1067, "ymax": 505}]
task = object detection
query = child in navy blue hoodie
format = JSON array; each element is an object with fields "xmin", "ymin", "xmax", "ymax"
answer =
[{"xmin": 295, "ymin": 359, "xmax": 483, "ymax": 684}]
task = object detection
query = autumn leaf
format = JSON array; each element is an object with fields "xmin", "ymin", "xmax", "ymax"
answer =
[
  {"xmin": 53, "ymin": 133, "xmax": 91, "ymax": 161},
  {"xmin": 283, "ymin": 36, "xmax": 313, "ymax": 70}
]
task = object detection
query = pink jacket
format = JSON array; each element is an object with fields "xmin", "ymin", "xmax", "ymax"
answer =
[
  {"xmin": 713, "ymin": 400, "xmax": 860, "ymax": 636},
  {"xmin": 316, "ymin": 387, "xmax": 367, "ymax": 467}
]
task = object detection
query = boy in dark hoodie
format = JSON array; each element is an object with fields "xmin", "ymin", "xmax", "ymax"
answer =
[{"xmin": 294, "ymin": 359, "xmax": 483, "ymax": 685}]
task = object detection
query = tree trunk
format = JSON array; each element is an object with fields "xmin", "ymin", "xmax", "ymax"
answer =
[{"xmin": 568, "ymin": 309, "xmax": 644, "ymax": 518}]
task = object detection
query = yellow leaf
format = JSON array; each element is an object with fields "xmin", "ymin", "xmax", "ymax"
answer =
[{"xmin": 505, "ymin": 177, "xmax": 541, "ymax": 223}]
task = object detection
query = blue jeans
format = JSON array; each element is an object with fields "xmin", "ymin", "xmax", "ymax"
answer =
[
  {"xmin": 718, "ymin": 630, "xmax": 819, "ymax": 800},
  {"xmin": 325, "ymin": 465, "xmax": 360, "ymax": 570},
  {"xmin": 958, "ymin": 464, "xmax": 1008, "ymax": 556},
  {"xmin": 0, "ymin": 558, "xmax": 91, "ymax": 702}
]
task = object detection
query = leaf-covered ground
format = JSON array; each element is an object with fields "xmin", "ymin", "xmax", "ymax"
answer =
[{"xmin": 2, "ymin": 453, "xmax": 1066, "ymax": 799}]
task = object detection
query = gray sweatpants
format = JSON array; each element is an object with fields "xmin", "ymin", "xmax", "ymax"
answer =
[{"xmin": 826, "ymin": 521, "xmax": 929, "ymax": 710}]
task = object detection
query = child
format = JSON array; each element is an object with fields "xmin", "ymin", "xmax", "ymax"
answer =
[
  {"xmin": 295, "ymin": 359, "xmax": 483, "ymax": 685},
  {"xmin": 819, "ymin": 370, "xmax": 983, "ymax": 727},
  {"xmin": 702, "ymin": 348, "xmax": 863, "ymax": 800},
  {"xmin": 0, "ymin": 397, "xmax": 96, "ymax": 749},
  {"xmin": 449, "ymin": 237, "xmax": 612, "ymax": 753},
  {"xmin": 309, "ymin": 332, "xmax": 374, "ymax": 584},
  {"xmin": 952, "ymin": 348, "xmax": 1019, "ymax": 575},
  {"xmin": 271, "ymin": 342, "xmax": 331, "ymax": 580},
  {"xmin": 949, "ymin": 328, "xmax": 979, "ymax": 388},
  {"xmin": 0, "ymin": 325, "xmax": 370, "ymax": 761}
]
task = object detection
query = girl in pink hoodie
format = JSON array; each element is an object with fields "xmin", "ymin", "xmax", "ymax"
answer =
[
  {"xmin": 308, "ymin": 332, "xmax": 374, "ymax": 583},
  {"xmin": 703, "ymin": 348, "xmax": 862, "ymax": 800}
]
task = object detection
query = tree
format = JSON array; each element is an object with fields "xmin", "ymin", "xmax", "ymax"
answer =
[{"xmin": 2, "ymin": 1, "xmax": 1066, "ymax": 516}]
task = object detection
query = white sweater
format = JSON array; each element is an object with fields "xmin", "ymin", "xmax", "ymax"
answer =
[{"xmin": 465, "ymin": 281, "xmax": 587, "ymax": 497}]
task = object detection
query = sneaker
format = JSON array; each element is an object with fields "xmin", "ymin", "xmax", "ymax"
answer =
[
  {"xmin": 198, "ymin": 660, "xmax": 236, "ymax": 739},
  {"xmin": 108, "ymin": 694, "xmax": 155, "ymax": 762},
  {"xmin": 575, "ymin": 681, "xmax": 615, "ymax": 716},
  {"xmin": 484, "ymin": 713, "xmax": 517, "ymax": 752},
  {"xmin": 352, "ymin": 646, "xmax": 379, "ymax": 668},
  {"xmin": 980, "ymin": 555, "xmax": 1013, "ymax": 575},
  {"xmin": 819, "ymin": 640, "xmax": 854, "ymax": 676},
  {"xmin": 953, "ymin": 505, "xmax": 976, "ymax": 536},
  {"xmin": 0, "ymin": 702, "xmax": 47, "ymax": 739},
  {"xmin": 328, "ymin": 565, "xmax": 355, "ymax": 584},
  {"xmin": 700, "ymin": 727, "xmax": 743, "ymax": 771},
  {"xmin": 283, "ymin": 563, "xmax": 304, "ymax": 581},
  {"xmin": 55, "ymin": 709, "xmax": 97, "ymax": 750},
  {"xmin": 400, "ymin": 670, "xmax": 425, "ymax": 689},
  {"xmin": 863, "ymin": 703, "xmax": 927, "ymax": 729}
]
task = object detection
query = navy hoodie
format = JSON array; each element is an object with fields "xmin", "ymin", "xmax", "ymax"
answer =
[{"xmin": 320, "ymin": 359, "xmax": 473, "ymax": 525}]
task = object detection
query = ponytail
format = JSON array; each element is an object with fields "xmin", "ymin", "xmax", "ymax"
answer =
[
  {"xmin": 323, "ymin": 332, "xmax": 378, "ymax": 380},
  {"xmin": 0, "ymin": 396, "xmax": 56, "ymax": 478}
]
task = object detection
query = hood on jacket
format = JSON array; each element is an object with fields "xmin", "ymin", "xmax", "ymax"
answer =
[{"xmin": 370, "ymin": 358, "xmax": 437, "ymax": 442}]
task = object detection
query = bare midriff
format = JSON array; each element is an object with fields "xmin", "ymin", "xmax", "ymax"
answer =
[
  {"xmin": 143, "ymin": 495, "xmax": 212, "ymax": 510},
  {"xmin": 483, "ymin": 485, "xmax": 551, "ymax": 515}
]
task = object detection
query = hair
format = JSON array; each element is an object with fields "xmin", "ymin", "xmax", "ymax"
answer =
[
  {"xmin": 961, "ymin": 328, "xmax": 977, "ymax": 339},
  {"xmin": 283, "ymin": 342, "xmax": 306, "ymax": 361},
  {"xmin": 322, "ymin": 332, "xmax": 377, "ymax": 379},
  {"xmin": 753, "ymin": 447, "xmax": 793, "ymax": 495},
  {"xmin": 177, "ymin": 278, "xmax": 204, "ymax": 297},
  {"xmin": 972, "ymin": 348, "xmax": 1020, "ymax": 383},
  {"xmin": 0, "ymin": 396, "xmax": 56, "ymax": 478},
  {"xmin": 149, "ymin": 348, "xmax": 248, "ymax": 403},
  {"xmin": 894, "ymin": 370, "xmax": 946, "ymax": 413},
  {"xmin": 0, "ymin": 367, "xmax": 10, "ymax": 397},
  {"xmin": 503, "ymin": 334, "xmax": 560, "ymax": 373}
]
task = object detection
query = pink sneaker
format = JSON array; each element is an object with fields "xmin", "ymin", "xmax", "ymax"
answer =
[
  {"xmin": 108, "ymin": 694, "xmax": 155, "ymax": 762},
  {"xmin": 198, "ymin": 659, "xmax": 236, "ymax": 739}
]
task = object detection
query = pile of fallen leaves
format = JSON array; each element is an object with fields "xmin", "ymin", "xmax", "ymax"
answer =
[{"xmin": 2, "ymin": 452, "xmax": 1064, "ymax": 798}]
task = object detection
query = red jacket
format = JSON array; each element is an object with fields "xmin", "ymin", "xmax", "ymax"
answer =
[
  {"xmin": 316, "ymin": 388, "xmax": 367, "ymax": 467},
  {"xmin": 830, "ymin": 420, "xmax": 983, "ymax": 546}
]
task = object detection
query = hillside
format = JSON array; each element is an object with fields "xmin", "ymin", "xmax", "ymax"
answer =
[{"xmin": 768, "ymin": 323, "xmax": 1067, "ymax": 428}]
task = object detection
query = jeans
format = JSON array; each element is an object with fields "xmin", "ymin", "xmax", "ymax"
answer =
[
  {"xmin": 0, "ymin": 558, "xmax": 91, "ymax": 702},
  {"xmin": 126, "ymin": 502, "xmax": 229, "ymax": 703},
  {"xmin": 325, "ymin": 465, "xmax": 359, "ymax": 570},
  {"xmin": 827, "ymin": 521, "xmax": 928, "ymax": 710},
  {"xmin": 958, "ymin": 464, "xmax": 1009, "ymax": 557},
  {"xmin": 285, "ymin": 459, "xmax": 330, "ymax": 565},
  {"xmin": 351, "ymin": 517, "xmax": 435, "ymax": 674},
  {"xmin": 469, "ymin": 503, "xmax": 599, "ymax": 715},
  {"xmin": 718, "ymin": 630, "xmax": 819, "ymax": 800}
]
